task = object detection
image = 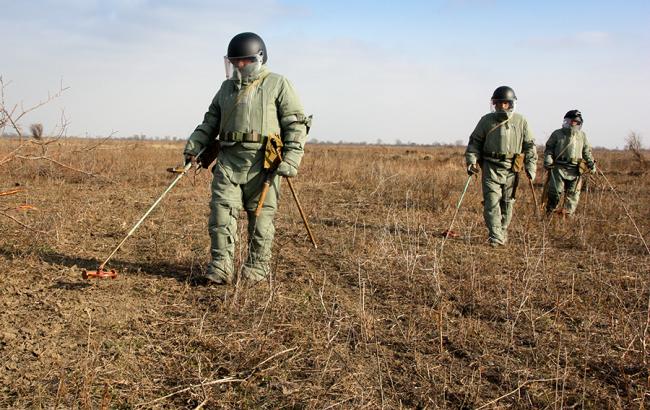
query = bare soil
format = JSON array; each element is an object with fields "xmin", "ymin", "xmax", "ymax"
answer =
[{"xmin": 1, "ymin": 139, "xmax": 648, "ymax": 408}]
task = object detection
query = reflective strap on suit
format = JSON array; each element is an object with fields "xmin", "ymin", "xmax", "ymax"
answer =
[
  {"xmin": 483, "ymin": 152, "xmax": 516, "ymax": 161},
  {"xmin": 220, "ymin": 131, "xmax": 267, "ymax": 143},
  {"xmin": 557, "ymin": 156, "xmax": 579, "ymax": 164}
]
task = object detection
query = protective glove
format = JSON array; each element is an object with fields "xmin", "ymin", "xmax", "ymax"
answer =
[
  {"xmin": 543, "ymin": 155, "xmax": 554, "ymax": 170},
  {"xmin": 467, "ymin": 163, "xmax": 480, "ymax": 176},
  {"xmin": 276, "ymin": 161, "xmax": 298, "ymax": 177},
  {"xmin": 525, "ymin": 169, "xmax": 536, "ymax": 181},
  {"xmin": 184, "ymin": 153, "xmax": 196, "ymax": 166},
  {"xmin": 589, "ymin": 165, "xmax": 597, "ymax": 175}
]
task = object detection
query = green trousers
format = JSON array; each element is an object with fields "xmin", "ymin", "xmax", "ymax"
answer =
[
  {"xmin": 208, "ymin": 161, "xmax": 280, "ymax": 282},
  {"xmin": 546, "ymin": 167, "xmax": 581, "ymax": 214},
  {"xmin": 481, "ymin": 162, "xmax": 516, "ymax": 244}
]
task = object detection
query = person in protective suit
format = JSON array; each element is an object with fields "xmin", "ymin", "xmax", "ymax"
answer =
[
  {"xmin": 183, "ymin": 32, "xmax": 310, "ymax": 284},
  {"xmin": 465, "ymin": 86, "xmax": 537, "ymax": 246},
  {"xmin": 543, "ymin": 110, "xmax": 595, "ymax": 215}
]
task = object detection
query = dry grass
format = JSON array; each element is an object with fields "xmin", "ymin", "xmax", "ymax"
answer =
[{"xmin": 0, "ymin": 138, "xmax": 648, "ymax": 408}]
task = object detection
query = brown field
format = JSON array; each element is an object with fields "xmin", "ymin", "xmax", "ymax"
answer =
[{"xmin": 1, "ymin": 138, "xmax": 648, "ymax": 408}]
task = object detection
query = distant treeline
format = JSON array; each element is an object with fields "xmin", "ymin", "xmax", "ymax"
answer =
[
  {"xmin": 0, "ymin": 132, "xmax": 623, "ymax": 151},
  {"xmin": 0, "ymin": 132, "xmax": 465, "ymax": 146}
]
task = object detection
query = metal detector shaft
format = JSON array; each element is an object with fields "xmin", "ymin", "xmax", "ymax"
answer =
[
  {"xmin": 285, "ymin": 177, "xmax": 318, "ymax": 249},
  {"xmin": 257, "ymin": 145, "xmax": 317, "ymax": 248},
  {"xmin": 540, "ymin": 170, "xmax": 550, "ymax": 212},
  {"xmin": 445, "ymin": 174, "xmax": 473, "ymax": 238},
  {"xmin": 528, "ymin": 176, "xmax": 539, "ymax": 216},
  {"xmin": 254, "ymin": 174, "xmax": 273, "ymax": 217},
  {"xmin": 98, "ymin": 148, "xmax": 205, "ymax": 270}
]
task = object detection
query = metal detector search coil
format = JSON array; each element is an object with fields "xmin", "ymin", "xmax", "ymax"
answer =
[
  {"xmin": 82, "ymin": 147, "xmax": 207, "ymax": 280},
  {"xmin": 82, "ymin": 268, "xmax": 117, "ymax": 279}
]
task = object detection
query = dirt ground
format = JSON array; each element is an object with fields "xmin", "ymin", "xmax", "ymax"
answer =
[{"xmin": 1, "ymin": 138, "xmax": 648, "ymax": 408}]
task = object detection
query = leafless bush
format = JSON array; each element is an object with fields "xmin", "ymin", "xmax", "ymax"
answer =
[
  {"xmin": 0, "ymin": 76, "xmax": 68, "ymax": 141},
  {"xmin": 30, "ymin": 123, "xmax": 43, "ymax": 140},
  {"xmin": 0, "ymin": 78, "xmax": 108, "ymax": 179},
  {"xmin": 0, "ymin": 78, "xmax": 113, "ymax": 234},
  {"xmin": 625, "ymin": 132, "xmax": 647, "ymax": 170},
  {"xmin": 625, "ymin": 131, "xmax": 643, "ymax": 151}
]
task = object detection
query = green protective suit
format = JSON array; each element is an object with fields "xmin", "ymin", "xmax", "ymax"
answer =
[
  {"xmin": 543, "ymin": 127, "xmax": 594, "ymax": 214},
  {"xmin": 465, "ymin": 111, "xmax": 537, "ymax": 245},
  {"xmin": 184, "ymin": 64, "xmax": 309, "ymax": 282}
]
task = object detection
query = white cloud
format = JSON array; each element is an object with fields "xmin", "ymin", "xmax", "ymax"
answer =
[
  {"xmin": 522, "ymin": 30, "xmax": 613, "ymax": 49},
  {"xmin": 575, "ymin": 31, "xmax": 611, "ymax": 45},
  {"xmin": 1, "ymin": 3, "xmax": 648, "ymax": 148},
  {"xmin": 0, "ymin": 0, "xmax": 301, "ymax": 138}
]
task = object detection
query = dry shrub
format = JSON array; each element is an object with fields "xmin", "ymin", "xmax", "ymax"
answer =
[
  {"xmin": 30, "ymin": 123, "xmax": 43, "ymax": 140},
  {"xmin": 0, "ymin": 139, "xmax": 648, "ymax": 408},
  {"xmin": 625, "ymin": 131, "xmax": 648, "ymax": 174}
]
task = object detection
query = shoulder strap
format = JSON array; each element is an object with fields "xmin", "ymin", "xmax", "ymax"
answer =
[
  {"xmin": 554, "ymin": 132, "xmax": 575, "ymax": 159},
  {"xmin": 487, "ymin": 117, "xmax": 509, "ymax": 137}
]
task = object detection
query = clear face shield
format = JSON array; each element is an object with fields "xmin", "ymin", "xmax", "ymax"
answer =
[
  {"xmin": 223, "ymin": 52, "xmax": 263, "ymax": 79},
  {"xmin": 489, "ymin": 99, "xmax": 516, "ymax": 113},
  {"xmin": 224, "ymin": 56, "xmax": 235, "ymax": 79},
  {"xmin": 562, "ymin": 118, "xmax": 582, "ymax": 130}
]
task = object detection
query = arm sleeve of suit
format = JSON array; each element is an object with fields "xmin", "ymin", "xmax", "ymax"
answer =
[
  {"xmin": 183, "ymin": 91, "xmax": 221, "ymax": 156},
  {"xmin": 544, "ymin": 133, "xmax": 556, "ymax": 167},
  {"xmin": 582, "ymin": 133, "xmax": 595, "ymax": 168},
  {"xmin": 277, "ymin": 78, "xmax": 309, "ymax": 170},
  {"xmin": 465, "ymin": 119, "xmax": 485, "ymax": 166},
  {"xmin": 522, "ymin": 118, "xmax": 537, "ymax": 176}
]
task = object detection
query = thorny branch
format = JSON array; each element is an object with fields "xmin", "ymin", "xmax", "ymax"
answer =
[
  {"xmin": 0, "ymin": 142, "xmax": 28, "ymax": 166},
  {"xmin": 75, "ymin": 130, "xmax": 117, "ymax": 152},
  {"xmin": 137, "ymin": 347, "xmax": 299, "ymax": 407},
  {"xmin": 0, "ymin": 77, "xmax": 68, "ymax": 166},
  {"xmin": 0, "ymin": 76, "xmax": 69, "ymax": 141},
  {"xmin": 476, "ymin": 378, "xmax": 561, "ymax": 409},
  {"xmin": 0, "ymin": 210, "xmax": 46, "ymax": 234},
  {"xmin": 0, "ymin": 77, "xmax": 109, "ymax": 177},
  {"xmin": 0, "ymin": 77, "xmax": 111, "ymax": 230},
  {"xmin": 15, "ymin": 154, "xmax": 106, "ymax": 178}
]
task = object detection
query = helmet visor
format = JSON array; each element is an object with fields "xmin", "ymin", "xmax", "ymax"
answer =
[
  {"xmin": 490, "ymin": 99, "xmax": 516, "ymax": 113},
  {"xmin": 562, "ymin": 118, "xmax": 582, "ymax": 130},
  {"xmin": 224, "ymin": 56, "xmax": 234, "ymax": 79},
  {"xmin": 224, "ymin": 53, "xmax": 263, "ymax": 79}
]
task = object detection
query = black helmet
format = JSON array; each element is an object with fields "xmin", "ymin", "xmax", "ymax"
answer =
[
  {"xmin": 491, "ymin": 86, "xmax": 517, "ymax": 102},
  {"xmin": 564, "ymin": 109, "xmax": 583, "ymax": 124},
  {"xmin": 227, "ymin": 32, "xmax": 267, "ymax": 64}
]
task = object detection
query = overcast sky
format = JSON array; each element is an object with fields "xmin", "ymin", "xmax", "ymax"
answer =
[{"xmin": 1, "ymin": 0, "xmax": 649, "ymax": 148}]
